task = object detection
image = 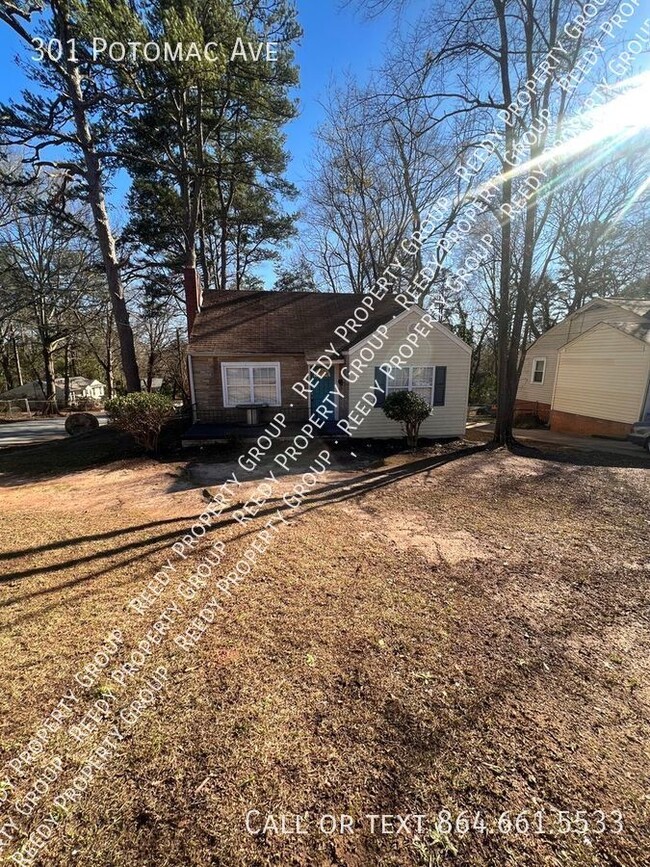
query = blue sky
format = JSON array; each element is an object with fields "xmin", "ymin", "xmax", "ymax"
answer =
[
  {"xmin": 284, "ymin": 1, "xmax": 411, "ymax": 190},
  {"xmin": 0, "ymin": 3, "xmax": 404, "ymax": 200},
  {"xmin": 0, "ymin": 0, "xmax": 409, "ymax": 283},
  {"xmin": 263, "ymin": 1, "xmax": 416, "ymax": 279},
  {"xmin": 0, "ymin": 1, "xmax": 647, "ymax": 286}
]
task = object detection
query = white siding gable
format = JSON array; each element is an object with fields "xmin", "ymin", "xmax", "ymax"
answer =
[
  {"xmin": 554, "ymin": 323, "xmax": 650, "ymax": 424},
  {"xmin": 345, "ymin": 307, "xmax": 471, "ymax": 438}
]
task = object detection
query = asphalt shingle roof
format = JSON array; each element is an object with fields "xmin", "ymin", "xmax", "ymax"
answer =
[
  {"xmin": 609, "ymin": 320, "xmax": 650, "ymax": 344},
  {"xmin": 607, "ymin": 298, "xmax": 650, "ymax": 317},
  {"xmin": 189, "ymin": 290, "xmax": 405, "ymax": 356}
]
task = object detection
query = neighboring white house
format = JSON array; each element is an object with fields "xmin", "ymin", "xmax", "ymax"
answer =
[
  {"xmin": 0, "ymin": 376, "xmax": 105, "ymax": 405},
  {"xmin": 56, "ymin": 377, "xmax": 106, "ymax": 403},
  {"xmin": 516, "ymin": 297, "xmax": 650, "ymax": 437},
  {"xmin": 141, "ymin": 377, "xmax": 164, "ymax": 392}
]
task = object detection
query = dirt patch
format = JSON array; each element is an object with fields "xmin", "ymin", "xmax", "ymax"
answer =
[
  {"xmin": 380, "ymin": 509, "xmax": 496, "ymax": 564},
  {"xmin": 0, "ymin": 458, "xmax": 200, "ymax": 519}
]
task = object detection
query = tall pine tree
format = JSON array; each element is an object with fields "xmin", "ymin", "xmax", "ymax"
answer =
[{"xmin": 117, "ymin": 0, "xmax": 300, "ymax": 294}]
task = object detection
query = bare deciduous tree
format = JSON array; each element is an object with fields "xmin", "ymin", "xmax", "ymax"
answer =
[
  {"xmin": 0, "ymin": 176, "xmax": 100, "ymax": 412},
  {"xmin": 0, "ymin": 0, "xmax": 141, "ymax": 391}
]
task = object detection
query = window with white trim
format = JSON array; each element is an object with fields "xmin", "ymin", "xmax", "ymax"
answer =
[
  {"xmin": 386, "ymin": 366, "xmax": 435, "ymax": 405},
  {"xmin": 531, "ymin": 358, "xmax": 546, "ymax": 384},
  {"xmin": 222, "ymin": 362, "xmax": 281, "ymax": 406}
]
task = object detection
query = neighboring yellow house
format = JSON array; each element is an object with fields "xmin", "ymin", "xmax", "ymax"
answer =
[{"xmin": 516, "ymin": 298, "xmax": 650, "ymax": 437}]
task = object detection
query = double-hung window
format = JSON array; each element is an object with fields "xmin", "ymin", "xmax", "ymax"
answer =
[
  {"xmin": 222, "ymin": 362, "xmax": 281, "ymax": 406},
  {"xmin": 385, "ymin": 366, "xmax": 435, "ymax": 405},
  {"xmin": 531, "ymin": 358, "xmax": 546, "ymax": 384}
]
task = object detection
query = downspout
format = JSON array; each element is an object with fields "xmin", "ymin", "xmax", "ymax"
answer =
[
  {"xmin": 640, "ymin": 366, "xmax": 650, "ymax": 422},
  {"xmin": 548, "ymin": 347, "xmax": 563, "ymax": 430},
  {"xmin": 187, "ymin": 354, "xmax": 197, "ymax": 423}
]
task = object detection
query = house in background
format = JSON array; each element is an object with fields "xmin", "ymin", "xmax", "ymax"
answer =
[
  {"xmin": 55, "ymin": 376, "xmax": 105, "ymax": 404},
  {"xmin": 0, "ymin": 380, "xmax": 49, "ymax": 403},
  {"xmin": 184, "ymin": 288, "xmax": 471, "ymax": 440},
  {"xmin": 0, "ymin": 376, "xmax": 105, "ymax": 406},
  {"xmin": 516, "ymin": 297, "xmax": 650, "ymax": 437},
  {"xmin": 141, "ymin": 377, "xmax": 164, "ymax": 392}
]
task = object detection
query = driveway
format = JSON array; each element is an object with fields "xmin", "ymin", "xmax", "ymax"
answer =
[
  {"xmin": 0, "ymin": 415, "xmax": 108, "ymax": 448},
  {"xmin": 467, "ymin": 420, "xmax": 649, "ymax": 459}
]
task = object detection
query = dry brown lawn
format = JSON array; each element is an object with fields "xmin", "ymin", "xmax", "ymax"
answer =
[{"xmin": 0, "ymin": 435, "xmax": 649, "ymax": 867}]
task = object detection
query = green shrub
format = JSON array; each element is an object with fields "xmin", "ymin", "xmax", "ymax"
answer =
[
  {"xmin": 382, "ymin": 390, "xmax": 431, "ymax": 450},
  {"xmin": 105, "ymin": 392, "xmax": 175, "ymax": 454}
]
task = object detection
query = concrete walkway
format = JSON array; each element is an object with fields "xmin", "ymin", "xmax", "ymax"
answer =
[
  {"xmin": 466, "ymin": 421, "xmax": 649, "ymax": 459},
  {"xmin": 0, "ymin": 415, "xmax": 108, "ymax": 448}
]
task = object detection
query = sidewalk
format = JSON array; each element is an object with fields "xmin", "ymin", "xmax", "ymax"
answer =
[{"xmin": 466, "ymin": 420, "xmax": 649, "ymax": 459}]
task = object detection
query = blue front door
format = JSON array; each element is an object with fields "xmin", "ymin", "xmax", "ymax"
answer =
[{"xmin": 311, "ymin": 367, "xmax": 336, "ymax": 420}]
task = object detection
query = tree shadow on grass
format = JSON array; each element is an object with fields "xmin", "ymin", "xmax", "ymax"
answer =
[
  {"xmin": 1, "ymin": 444, "xmax": 489, "ymax": 604},
  {"xmin": 0, "ymin": 426, "xmax": 142, "ymax": 485},
  {"xmin": 341, "ymin": 546, "xmax": 650, "ymax": 866},
  {"xmin": 1, "ymin": 538, "xmax": 178, "ymax": 630},
  {"xmin": 471, "ymin": 432, "xmax": 650, "ymax": 470},
  {"xmin": 2, "ymin": 516, "xmax": 192, "ymax": 563},
  {"xmin": 514, "ymin": 440, "xmax": 650, "ymax": 468}
]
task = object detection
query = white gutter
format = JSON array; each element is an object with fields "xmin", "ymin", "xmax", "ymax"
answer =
[{"xmin": 187, "ymin": 354, "xmax": 197, "ymax": 422}]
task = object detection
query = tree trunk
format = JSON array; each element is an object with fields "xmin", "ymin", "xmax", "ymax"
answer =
[
  {"xmin": 63, "ymin": 341, "xmax": 71, "ymax": 406},
  {"xmin": 198, "ymin": 198, "xmax": 211, "ymax": 293},
  {"xmin": 105, "ymin": 310, "xmax": 114, "ymax": 399},
  {"xmin": 146, "ymin": 351, "xmax": 155, "ymax": 392},
  {"xmin": 75, "ymin": 134, "xmax": 140, "ymax": 392},
  {"xmin": 175, "ymin": 328, "xmax": 185, "ymax": 402},
  {"xmin": 12, "ymin": 333, "xmax": 23, "ymax": 386},
  {"xmin": 220, "ymin": 222, "xmax": 227, "ymax": 291},
  {"xmin": 41, "ymin": 342, "xmax": 59, "ymax": 416},
  {"xmin": 493, "ymin": 210, "xmax": 517, "ymax": 446},
  {"xmin": 494, "ymin": 369, "xmax": 519, "ymax": 445},
  {"xmin": 106, "ymin": 351, "xmax": 114, "ymax": 400},
  {"xmin": 1, "ymin": 349, "xmax": 14, "ymax": 391},
  {"xmin": 469, "ymin": 331, "xmax": 486, "ymax": 402},
  {"xmin": 54, "ymin": 5, "xmax": 140, "ymax": 393},
  {"xmin": 492, "ymin": 0, "xmax": 517, "ymax": 448}
]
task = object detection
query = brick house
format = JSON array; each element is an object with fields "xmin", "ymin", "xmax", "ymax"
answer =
[{"xmin": 184, "ymin": 279, "xmax": 471, "ymax": 440}]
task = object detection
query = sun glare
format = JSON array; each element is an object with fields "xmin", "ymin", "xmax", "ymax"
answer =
[
  {"xmin": 586, "ymin": 70, "xmax": 650, "ymax": 136},
  {"xmin": 473, "ymin": 69, "xmax": 650, "ymax": 210}
]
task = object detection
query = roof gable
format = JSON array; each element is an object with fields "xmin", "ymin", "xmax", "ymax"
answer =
[
  {"xmin": 599, "ymin": 297, "xmax": 650, "ymax": 317},
  {"xmin": 525, "ymin": 296, "xmax": 649, "ymax": 352},
  {"xmin": 567, "ymin": 297, "xmax": 649, "ymax": 320},
  {"xmin": 560, "ymin": 319, "xmax": 650, "ymax": 350},
  {"xmin": 347, "ymin": 305, "xmax": 472, "ymax": 355}
]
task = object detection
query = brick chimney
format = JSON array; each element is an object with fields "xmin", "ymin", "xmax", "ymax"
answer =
[{"xmin": 184, "ymin": 267, "xmax": 203, "ymax": 334}]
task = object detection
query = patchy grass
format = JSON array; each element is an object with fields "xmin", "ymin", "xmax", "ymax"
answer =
[{"xmin": 0, "ymin": 442, "xmax": 648, "ymax": 866}]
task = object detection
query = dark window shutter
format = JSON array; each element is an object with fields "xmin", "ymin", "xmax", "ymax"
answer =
[
  {"xmin": 433, "ymin": 366, "xmax": 447, "ymax": 406},
  {"xmin": 374, "ymin": 367, "xmax": 387, "ymax": 407}
]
